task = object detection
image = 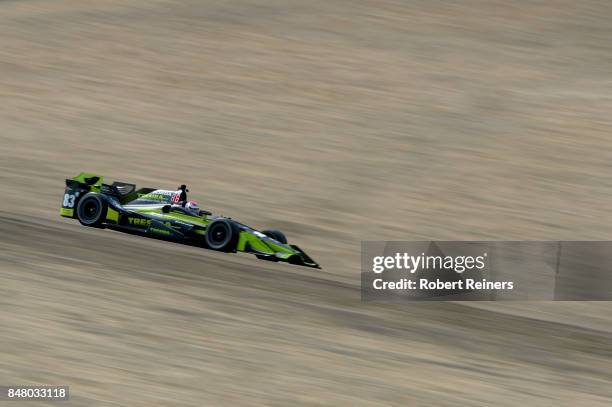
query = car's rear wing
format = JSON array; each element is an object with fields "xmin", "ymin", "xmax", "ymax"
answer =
[
  {"xmin": 65, "ymin": 172, "xmax": 104, "ymax": 192},
  {"xmin": 60, "ymin": 173, "xmax": 104, "ymax": 218}
]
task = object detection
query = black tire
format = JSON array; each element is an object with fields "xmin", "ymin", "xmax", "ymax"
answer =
[
  {"xmin": 262, "ymin": 229, "xmax": 288, "ymax": 244},
  {"xmin": 205, "ymin": 219, "xmax": 238, "ymax": 251},
  {"xmin": 76, "ymin": 193, "xmax": 107, "ymax": 227}
]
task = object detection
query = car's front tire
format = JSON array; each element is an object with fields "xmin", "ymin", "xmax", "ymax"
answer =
[
  {"xmin": 205, "ymin": 219, "xmax": 238, "ymax": 251},
  {"xmin": 262, "ymin": 229, "xmax": 288, "ymax": 244},
  {"xmin": 76, "ymin": 193, "xmax": 107, "ymax": 227}
]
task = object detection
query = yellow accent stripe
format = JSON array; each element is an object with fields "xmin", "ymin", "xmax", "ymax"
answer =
[
  {"xmin": 106, "ymin": 207, "xmax": 119, "ymax": 223},
  {"xmin": 60, "ymin": 208, "xmax": 74, "ymax": 217}
]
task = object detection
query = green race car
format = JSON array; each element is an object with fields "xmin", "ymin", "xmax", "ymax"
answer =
[{"xmin": 59, "ymin": 172, "xmax": 320, "ymax": 269}]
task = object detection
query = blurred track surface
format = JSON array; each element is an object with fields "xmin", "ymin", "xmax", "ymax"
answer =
[{"xmin": 1, "ymin": 213, "xmax": 611, "ymax": 406}]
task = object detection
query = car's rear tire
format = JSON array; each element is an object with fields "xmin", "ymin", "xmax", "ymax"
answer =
[
  {"xmin": 262, "ymin": 229, "xmax": 288, "ymax": 244},
  {"xmin": 76, "ymin": 193, "xmax": 107, "ymax": 227},
  {"xmin": 205, "ymin": 219, "xmax": 238, "ymax": 251}
]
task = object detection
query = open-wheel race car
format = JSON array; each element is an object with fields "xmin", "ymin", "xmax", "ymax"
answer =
[{"xmin": 59, "ymin": 172, "xmax": 320, "ymax": 269}]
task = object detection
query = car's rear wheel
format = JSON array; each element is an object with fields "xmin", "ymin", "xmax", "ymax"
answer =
[
  {"xmin": 76, "ymin": 193, "xmax": 107, "ymax": 227},
  {"xmin": 262, "ymin": 229, "xmax": 288, "ymax": 244},
  {"xmin": 205, "ymin": 219, "xmax": 238, "ymax": 251}
]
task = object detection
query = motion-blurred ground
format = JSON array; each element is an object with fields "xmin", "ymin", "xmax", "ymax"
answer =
[{"xmin": 1, "ymin": 1, "xmax": 611, "ymax": 405}]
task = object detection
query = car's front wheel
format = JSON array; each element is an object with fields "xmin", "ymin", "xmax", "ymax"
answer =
[
  {"xmin": 76, "ymin": 193, "xmax": 107, "ymax": 227},
  {"xmin": 262, "ymin": 229, "xmax": 288, "ymax": 244},
  {"xmin": 205, "ymin": 219, "xmax": 238, "ymax": 251}
]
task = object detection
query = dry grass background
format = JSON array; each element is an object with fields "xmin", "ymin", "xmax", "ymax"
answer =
[{"xmin": 1, "ymin": 1, "xmax": 611, "ymax": 405}]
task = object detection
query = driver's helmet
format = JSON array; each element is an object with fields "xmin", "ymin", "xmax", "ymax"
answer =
[{"xmin": 184, "ymin": 200, "xmax": 200, "ymax": 216}]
